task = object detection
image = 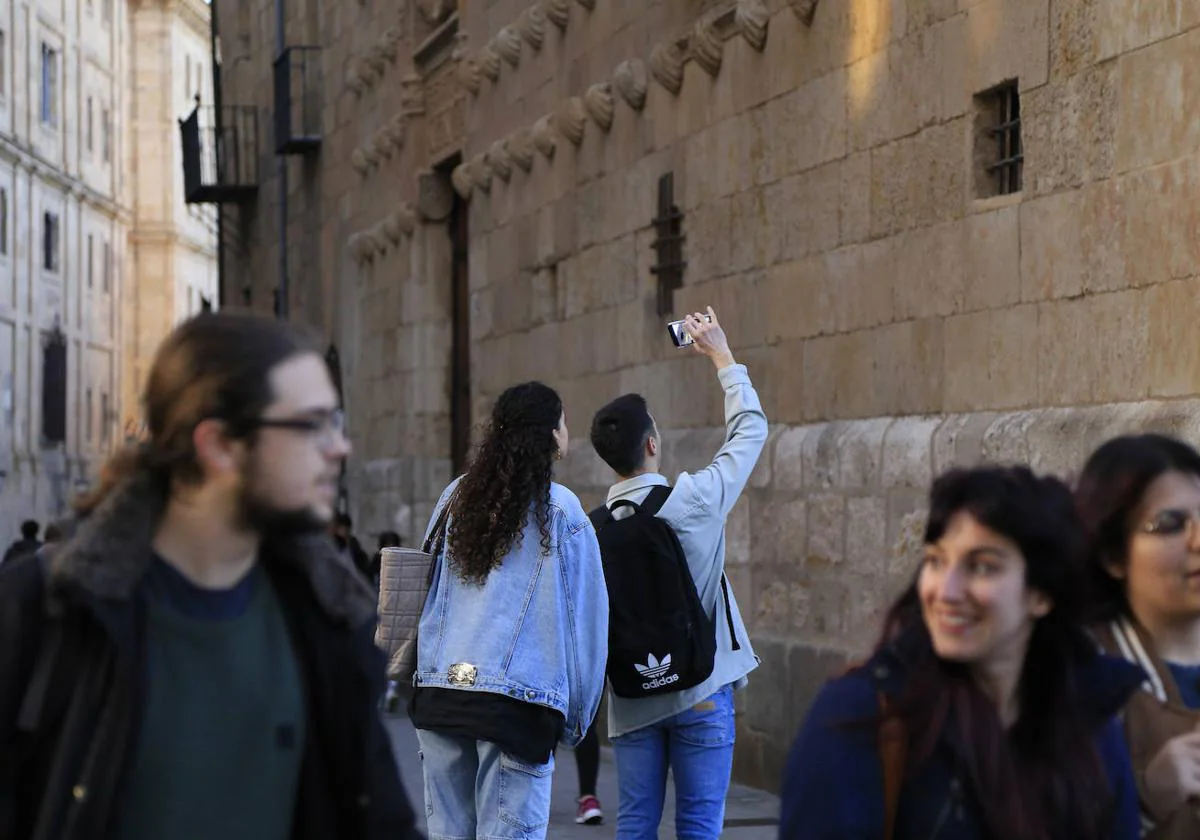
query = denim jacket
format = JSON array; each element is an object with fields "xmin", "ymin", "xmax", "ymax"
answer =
[
  {"xmin": 605, "ymin": 362, "xmax": 768, "ymax": 738},
  {"xmin": 414, "ymin": 480, "xmax": 609, "ymax": 747}
]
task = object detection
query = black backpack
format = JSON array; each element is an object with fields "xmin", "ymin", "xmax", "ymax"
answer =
[{"xmin": 589, "ymin": 485, "xmax": 739, "ymax": 699}]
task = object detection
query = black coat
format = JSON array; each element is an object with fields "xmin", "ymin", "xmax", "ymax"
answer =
[{"xmin": 0, "ymin": 475, "xmax": 424, "ymax": 840}]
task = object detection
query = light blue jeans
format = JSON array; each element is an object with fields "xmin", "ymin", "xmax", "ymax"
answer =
[
  {"xmin": 416, "ymin": 728, "xmax": 555, "ymax": 840},
  {"xmin": 611, "ymin": 684, "xmax": 736, "ymax": 840}
]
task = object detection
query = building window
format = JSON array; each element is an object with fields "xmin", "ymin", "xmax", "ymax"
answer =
[
  {"xmin": 185, "ymin": 56, "xmax": 191, "ymax": 102},
  {"xmin": 102, "ymin": 107, "xmax": 112, "ymax": 162},
  {"xmin": 86, "ymin": 96, "xmax": 93, "ymax": 152},
  {"xmin": 102, "ymin": 241, "xmax": 112, "ymax": 292},
  {"xmin": 651, "ymin": 172, "xmax": 686, "ymax": 316},
  {"xmin": 102, "ymin": 0, "xmax": 112, "ymax": 26},
  {"xmin": 43, "ymin": 212, "xmax": 59, "ymax": 272},
  {"xmin": 100, "ymin": 392, "xmax": 111, "ymax": 444},
  {"xmin": 976, "ymin": 81, "xmax": 1023, "ymax": 197},
  {"xmin": 0, "ymin": 189, "xmax": 8, "ymax": 257},
  {"xmin": 85, "ymin": 388, "xmax": 93, "ymax": 443},
  {"xmin": 41, "ymin": 329, "xmax": 67, "ymax": 445},
  {"xmin": 0, "ymin": 31, "xmax": 7, "ymax": 100},
  {"xmin": 40, "ymin": 44, "xmax": 57, "ymax": 127},
  {"xmin": 87, "ymin": 234, "xmax": 94, "ymax": 288}
]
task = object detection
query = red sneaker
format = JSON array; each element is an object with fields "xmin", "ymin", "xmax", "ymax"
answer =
[{"xmin": 575, "ymin": 795, "xmax": 603, "ymax": 825}]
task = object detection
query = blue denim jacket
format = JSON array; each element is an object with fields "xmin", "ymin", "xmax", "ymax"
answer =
[
  {"xmin": 605, "ymin": 363, "xmax": 768, "ymax": 737},
  {"xmin": 414, "ymin": 480, "xmax": 609, "ymax": 747}
]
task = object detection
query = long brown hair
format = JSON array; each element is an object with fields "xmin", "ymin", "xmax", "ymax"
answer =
[{"xmin": 880, "ymin": 466, "xmax": 1112, "ymax": 840}]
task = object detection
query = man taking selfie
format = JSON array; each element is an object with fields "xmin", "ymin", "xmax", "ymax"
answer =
[{"xmin": 589, "ymin": 307, "xmax": 767, "ymax": 839}]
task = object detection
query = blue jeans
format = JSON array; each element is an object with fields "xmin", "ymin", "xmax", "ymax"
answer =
[
  {"xmin": 611, "ymin": 685, "xmax": 736, "ymax": 840},
  {"xmin": 416, "ymin": 728, "xmax": 555, "ymax": 840}
]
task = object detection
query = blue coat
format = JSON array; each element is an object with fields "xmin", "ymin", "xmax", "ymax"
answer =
[{"xmin": 779, "ymin": 647, "xmax": 1144, "ymax": 840}]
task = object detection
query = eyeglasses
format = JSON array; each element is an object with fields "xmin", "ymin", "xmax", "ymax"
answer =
[
  {"xmin": 1138, "ymin": 508, "xmax": 1200, "ymax": 539},
  {"xmin": 248, "ymin": 410, "xmax": 346, "ymax": 447}
]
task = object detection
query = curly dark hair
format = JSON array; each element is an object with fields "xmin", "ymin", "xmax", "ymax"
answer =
[{"xmin": 446, "ymin": 382, "xmax": 563, "ymax": 585}]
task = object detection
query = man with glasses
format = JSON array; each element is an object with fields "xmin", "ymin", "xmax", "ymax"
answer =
[{"xmin": 0, "ymin": 312, "xmax": 423, "ymax": 840}]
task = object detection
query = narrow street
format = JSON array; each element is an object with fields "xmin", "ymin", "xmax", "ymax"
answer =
[{"xmin": 385, "ymin": 712, "xmax": 780, "ymax": 838}]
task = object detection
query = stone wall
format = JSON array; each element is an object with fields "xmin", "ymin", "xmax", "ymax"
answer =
[{"xmin": 213, "ymin": 0, "xmax": 1200, "ymax": 791}]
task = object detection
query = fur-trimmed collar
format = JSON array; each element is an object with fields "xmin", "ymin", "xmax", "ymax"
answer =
[{"xmin": 47, "ymin": 474, "xmax": 377, "ymax": 629}]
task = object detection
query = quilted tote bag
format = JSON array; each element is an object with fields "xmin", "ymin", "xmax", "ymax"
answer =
[{"xmin": 375, "ymin": 500, "xmax": 452, "ymax": 689}]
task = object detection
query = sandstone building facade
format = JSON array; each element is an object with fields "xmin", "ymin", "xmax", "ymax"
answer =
[
  {"xmin": 0, "ymin": 0, "xmax": 216, "ymax": 545},
  {"xmin": 207, "ymin": 0, "xmax": 1200, "ymax": 788}
]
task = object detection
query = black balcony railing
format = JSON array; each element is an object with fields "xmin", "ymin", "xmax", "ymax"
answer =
[
  {"xmin": 274, "ymin": 46, "xmax": 323, "ymax": 154},
  {"xmin": 180, "ymin": 104, "xmax": 258, "ymax": 203}
]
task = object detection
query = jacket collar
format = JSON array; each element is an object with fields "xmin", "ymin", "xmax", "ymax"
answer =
[
  {"xmin": 46, "ymin": 473, "xmax": 377, "ymax": 630},
  {"xmin": 1097, "ymin": 617, "xmax": 1185, "ymax": 706},
  {"xmin": 605, "ymin": 472, "xmax": 670, "ymax": 506}
]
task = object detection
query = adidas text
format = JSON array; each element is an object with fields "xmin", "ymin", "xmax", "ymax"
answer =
[{"xmin": 642, "ymin": 673, "xmax": 680, "ymax": 690}]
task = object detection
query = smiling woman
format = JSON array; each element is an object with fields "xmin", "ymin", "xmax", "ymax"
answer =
[{"xmin": 778, "ymin": 465, "xmax": 1143, "ymax": 840}]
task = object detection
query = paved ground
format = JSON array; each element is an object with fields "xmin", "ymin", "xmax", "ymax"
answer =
[{"xmin": 385, "ymin": 712, "xmax": 780, "ymax": 838}]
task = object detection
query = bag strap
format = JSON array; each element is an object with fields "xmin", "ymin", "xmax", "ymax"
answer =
[
  {"xmin": 423, "ymin": 494, "xmax": 455, "ymax": 556},
  {"xmin": 719, "ymin": 574, "xmax": 740, "ymax": 651},
  {"xmin": 877, "ymin": 693, "xmax": 907, "ymax": 840}
]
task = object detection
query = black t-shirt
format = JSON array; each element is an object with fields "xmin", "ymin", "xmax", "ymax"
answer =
[{"xmin": 409, "ymin": 686, "xmax": 564, "ymax": 765}]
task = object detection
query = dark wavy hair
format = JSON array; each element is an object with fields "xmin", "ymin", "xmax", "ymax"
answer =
[
  {"xmin": 446, "ymin": 382, "xmax": 562, "ymax": 585},
  {"xmin": 1076, "ymin": 433, "xmax": 1200, "ymax": 621},
  {"xmin": 878, "ymin": 466, "xmax": 1112, "ymax": 840}
]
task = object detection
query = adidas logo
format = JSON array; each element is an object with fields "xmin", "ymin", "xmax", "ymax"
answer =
[
  {"xmin": 634, "ymin": 653, "xmax": 672, "ymax": 679},
  {"xmin": 635, "ymin": 653, "xmax": 679, "ymax": 690}
]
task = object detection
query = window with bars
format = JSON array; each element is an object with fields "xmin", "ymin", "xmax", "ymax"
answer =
[
  {"xmin": 651, "ymin": 172, "xmax": 686, "ymax": 316},
  {"xmin": 86, "ymin": 388, "xmax": 93, "ymax": 443},
  {"xmin": 86, "ymin": 96, "xmax": 93, "ymax": 152},
  {"xmin": 0, "ymin": 189, "xmax": 8, "ymax": 257},
  {"xmin": 975, "ymin": 81, "xmax": 1023, "ymax": 197},
  {"xmin": 103, "ymin": 240, "xmax": 112, "ymax": 292},
  {"xmin": 102, "ymin": 107, "xmax": 111, "ymax": 162},
  {"xmin": 87, "ymin": 234, "xmax": 94, "ymax": 288},
  {"xmin": 100, "ymin": 392, "xmax": 111, "ymax": 444}
]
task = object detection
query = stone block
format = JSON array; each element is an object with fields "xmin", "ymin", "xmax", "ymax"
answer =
[
  {"xmin": 980, "ymin": 410, "xmax": 1037, "ymax": 465},
  {"xmin": 1021, "ymin": 63, "xmax": 1117, "ymax": 196},
  {"xmin": 750, "ymin": 496, "xmax": 808, "ymax": 567},
  {"xmin": 750, "ymin": 426, "xmax": 785, "ymax": 489},
  {"xmin": 1080, "ymin": 179, "xmax": 1129, "ymax": 295},
  {"xmin": 847, "ymin": 49, "xmax": 889, "ymax": 153},
  {"xmin": 1117, "ymin": 28, "xmax": 1200, "ymax": 172},
  {"xmin": 847, "ymin": 0, "xmax": 898, "ymax": 64},
  {"xmin": 964, "ymin": 0, "xmax": 1050, "ymax": 93},
  {"xmin": 893, "ymin": 222, "xmax": 967, "ymax": 320},
  {"xmin": 881, "ymin": 416, "xmax": 940, "ymax": 489},
  {"xmin": 871, "ymin": 318, "xmax": 944, "ymax": 416},
  {"xmin": 763, "ymin": 257, "xmax": 829, "ymax": 345},
  {"xmin": 773, "ymin": 425, "xmax": 814, "ymax": 491},
  {"xmin": 1149, "ymin": 279, "xmax": 1200, "ymax": 399},
  {"xmin": 1038, "ymin": 290, "xmax": 1150, "ymax": 406},
  {"xmin": 1020, "ymin": 190, "xmax": 1084, "ymax": 302},
  {"xmin": 759, "ymin": 69, "xmax": 848, "ymax": 180},
  {"xmin": 836, "ymin": 418, "xmax": 891, "ymax": 489},
  {"xmin": 931, "ymin": 410, "xmax": 998, "ymax": 473},
  {"xmin": 1122, "ymin": 158, "xmax": 1200, "ymax": 286},
  {"xmin": 886, "ymin": 489, "xmax": 928, "ymax": 576},
  {"xmin": 870, "ymin": 119, "xmax": 968, "ymax": 239},
  {"xmin": 962, "ymin": 204, "xmax": 1020, "ymax": 312},
  {"xmin": 830, "ymin": 241, "xmax": 895, "ymax": 333},
  {"xmin": 841, "ymin": 151, "xmax": 873, "ymax": 245},
  {"xmin": 769, "ymin": 162, "xmax": 844, "ymax": 263},
  {"xmin": 846, "ymin": 495, "xmax": 889, "ymax": 576},
  {"xmin": 1098, "ymin": 0, "xmax": 1196, "ymax": 62},
  {"xmin": 806, "ymin": 492, "xmax": 846, "ymax": 566},
  {"xmin": 943, "ymin": 304, "xmax": 1038, "ymax": 412}
]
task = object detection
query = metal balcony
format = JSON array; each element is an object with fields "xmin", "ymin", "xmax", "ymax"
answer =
[
  {"xmin": 274, "ymin": 46, "xmax": 323, "ymax": 155},
  {"xmin": 180, "ymin": 104, "xmax": 259, "ymax": 203}
]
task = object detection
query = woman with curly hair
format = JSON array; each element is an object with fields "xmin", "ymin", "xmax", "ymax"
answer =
[{"xmin": 409, "ymin": 381, "xmax": 609, "ymax": 840}]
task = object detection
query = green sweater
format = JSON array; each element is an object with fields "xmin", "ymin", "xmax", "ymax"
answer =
[{"xmin": 115, "ymin": 565, "xmax": 306, "ymax": 839}]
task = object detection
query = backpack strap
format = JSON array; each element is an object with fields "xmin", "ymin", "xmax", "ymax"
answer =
[
  {"xmin": 719, "ymin": 574, "xmax": 741, "ymax": 652},
  {"xmin": 588, "ymin": 504, "xmax": 613, "ymax": 531},
  {"xmin": 877, "ymin": 692, "xmax": 907, "ymax": 840}
]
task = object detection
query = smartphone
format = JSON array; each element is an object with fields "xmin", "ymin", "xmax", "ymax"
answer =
[{"xmin": 667, "ymin": 315, "xmax": 712, "ymax": 348}]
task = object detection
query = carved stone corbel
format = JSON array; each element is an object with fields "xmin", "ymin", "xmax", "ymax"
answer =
[
  {"xmin": 508, "ymin": 128, "xmax": 535, "ymax": 172},
  {"xmin": 399, "ymin": 75, "xmax": 425, "ymax": 116},
  {"xmin": 469, "ymin": 154, "xmax": 493, "ymax": 192},
  {"xmin": 542, "ymin": 0, "xmax": 570, "ymax": 30},
  {"xmin": 495, "ymin": 26, "xmax": 522, "ymax": 68},
  {"xmin": 575, "ymin": 0, "xmax": 595, "ymax": 9},
  {"xmin": 649, "ymin": 42, "xmax": 684, "ymax": 95},
  {"xmin": 478, "ymin": 44, "xmax": 502, "ymax": 81},
  {"xmin": 518, "ymin": 6, "xmax": 547, "ymax": 50},
  {"xmin": 736, "ymin": 0, "xmax": 770, "ymax": 51},
  {"xmin": 532, "ymin": 115, "xmax": 558, "ymax": 159},
  {"xmin": 487, "ymin": 139, "xmax": 513, "ymax": 182},
  {"xmin": 553, "ymin": 97, "xmax": 587, "ymax": 146},
  {"xmin": 388, "ymin": 114, "xmax": 408, "ymax": 150},
  {"xmin": 613, "ymin": 59, "xmax": 648, "ymax": 110},
  {"xmin": 385, "ymin": 203, "xmax": 417, "ymax": 241},
  {"xmin": 346, "ymin": 65, "xmax": 367, "ymax": 94},
  {"xmin": 584, "ymin": 82, "xmax": 615, "ymax": 132},
  {"xmin": 348, "ymin": 233, "xmax": 374, "ymax": 265},
  {"xmin": 451, "ymin": 162, "xmax": 474, "ymax": 198},
  {"xmin": 788, "ymin": 0, "xmax": 819, "ymax": 25},
  {"xmin": 691, "ymin": 19, "xmax": 723, "ymax": 77},
  {"xmin": 351, "ymin": 149, "xmax": 371, "ymax": 176}
]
